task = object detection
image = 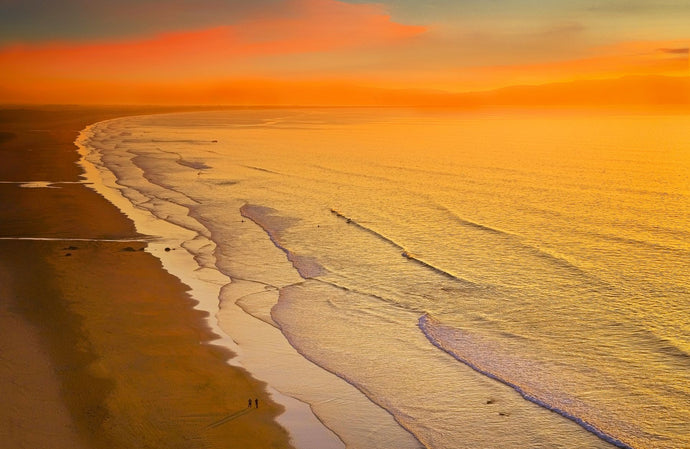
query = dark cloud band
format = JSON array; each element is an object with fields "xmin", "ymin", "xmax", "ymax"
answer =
[{"xmin": 0, "ymin": 0, "xmax": 284, "ymax": 44}]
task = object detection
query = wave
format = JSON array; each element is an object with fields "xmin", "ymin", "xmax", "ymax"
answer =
[
  {"xmin": 129, "ymin": 155, "xmax": 202, "ymax": 208},
  {"xmin": 431, "ymin": 203, "xmax": 510, "ymax": 236},
  {"xmin": 631, "ymin": 326, "xmax": 690, "ymax": 367},
  {"xmin": 590, "ymin": 228, "xmax": 690, "ymax": 256},
  {"xmin": 134, "ymin": 145, "xmax": 214, "ymax": 172},
  {"xmin": 241, "ymin": 204, "xmax": 326, "ymax": 279},
  {"xmin": 418, "ymin": 314, "xmax": 634, "ymax": 449},
  {"xmin": 432, "ymin": 202, "xmax": 600, "ymax": 280},
  {"xmin": 176, "ymin": 159, "xmax": 211, "ymax": 170},
  {"xmin": 330, "ymin": 205, "xmax": 594, "ymax": 289},
  {"xmin": 311, "ymin": 163, "xmax": 399, "ymax": 184},
  {"xmin": 124, "ymin": 138, "xmax": 212, "ymax": 145},
  {"xmin": 657, "ymin": 338, "xmax": 690, "ymax": 362},
  {"xmin": 242, "ymin": 165, "xmax": 281, "ymax": 175},
  {"xmin": 329, "ymin": 208, "xmax": 478, "ymax": 288}
]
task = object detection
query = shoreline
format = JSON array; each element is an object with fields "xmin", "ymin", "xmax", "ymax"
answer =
[
  {"xmin": 77, "ymin": 115, "xmax": 348, "ymax": 449},
  {"xmin": 78, "ymin": 112, "xmax": 429, "ymax": 449},
  {"xmin": 76, "ymin": 108, "xmax": 649, "ymax": 449},
  {"xmin": 0, "ymin": 106, "xmax": 295, "ymax": 448}
]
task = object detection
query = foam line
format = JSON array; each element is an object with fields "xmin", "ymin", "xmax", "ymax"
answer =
[
  {"xmin": 418, "ymin": 315, "xmax": 634, "ymax": 449},
  {"xmin": 240, "ymin": 204, "xmax": 326, "ymax": 279}
]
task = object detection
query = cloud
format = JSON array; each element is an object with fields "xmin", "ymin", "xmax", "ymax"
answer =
[
  {"xmin": 461, "ymin": 40, "xmax": 690, "ymax": 88},
  {"xmin": 657, "ymin": 47, "xmax": 689, "ymax": 55},
  {"xmin": 0, "ymin": 0, "xmax": 426, "ymax": 82},
  {"xmin": 0, "ymin": 0, "xmax": 284, "ymax": 43},
  {"xmin": 585, "ymin": 0, "xmax": 690, "ymax": 14}
]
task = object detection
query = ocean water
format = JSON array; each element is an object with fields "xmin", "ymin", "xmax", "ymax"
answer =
[{"xmin": 78, "ymin": 108, "xmax": 689, "ymax": 449}]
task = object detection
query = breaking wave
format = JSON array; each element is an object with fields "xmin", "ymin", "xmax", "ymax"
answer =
[
  {"xmin": 419, "ymin": 314, "xmax": 634, "ymax": 449},
  {"xmin": 241, "ymin": 204, "xmax": 326, "ymax": 278},
  {"xmin": 329, "ymin": 208, "xmax": 478, "ymax": 288}
]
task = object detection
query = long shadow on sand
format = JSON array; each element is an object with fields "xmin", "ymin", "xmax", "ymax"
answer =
[{"xmin": 206, "ymin": 408, "xmax": 254, "ymax": 429}]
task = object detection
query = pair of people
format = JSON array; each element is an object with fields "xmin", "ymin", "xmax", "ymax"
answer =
[{"xmin": 248, "ymin": 398, "xmax": 259, "ymax": 408}]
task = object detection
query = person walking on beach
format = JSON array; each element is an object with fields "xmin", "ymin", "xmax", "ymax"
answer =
[
  {"xmin": 255, "ymin": 398, "xmax": 259, "ymax": 408},
  {"xmin": 248, "ymin": 398, "xmax": 252, "ymax": 408}
]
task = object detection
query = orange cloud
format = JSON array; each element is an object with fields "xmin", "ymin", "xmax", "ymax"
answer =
[
  {"xmin": 534, "ymin": 40, "xmax": 688, "ymax": 77},
  {"xmin": 460, "ymin": 39, "xmax": 689, "ymax": 89},
  {"xmin": 0, "ymin": 0, "xmax": 425, "ymax": 85},
  {"xmin": 0, "ymin": 78, "xmax": 431, "ymax": 106},
  {"xmin": 370, "ymin": 38, "xmax": 689, "ymax": 93},
  {"xmin": 1, "ymin": 0, "xmax": 687, "ymax": 107}
]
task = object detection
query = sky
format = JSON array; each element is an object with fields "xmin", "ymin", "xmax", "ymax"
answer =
[{"xmin": 0, "ymin": 0, "xmax": 688, "ymax": 105}]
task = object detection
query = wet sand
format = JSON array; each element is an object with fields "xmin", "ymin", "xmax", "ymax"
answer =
[{"xmin": 0, "ymin": 106, "xmax": 294, "ymax": 448}]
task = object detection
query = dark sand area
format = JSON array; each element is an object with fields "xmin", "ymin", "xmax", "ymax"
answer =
[{"xmin": 0, "ymin": 107, "xmax": 294, "ymax": 448}]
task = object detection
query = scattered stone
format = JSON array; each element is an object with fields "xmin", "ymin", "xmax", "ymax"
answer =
[
  {"xmin": 121, "ymin": 246, "xmax": 137, "ymax": 252},
  {"xmin": 164, "ymin": 247, "xmax": 171, "ymax": 252},
  {"xmin": 65, "ymin": 253, "xmax": 71, "ymax": 257},
  {"xmin": 498, "ymin": 412, "xmax": 509, "ymax": 416},
  {"xmin": 486, "ymin": 399, "xmax": 495, "ymax": 405}
]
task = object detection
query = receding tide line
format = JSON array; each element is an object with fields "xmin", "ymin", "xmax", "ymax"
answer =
[{"xmin": 418, "ymin": 314, "xmax": 634, "ymax": 449}]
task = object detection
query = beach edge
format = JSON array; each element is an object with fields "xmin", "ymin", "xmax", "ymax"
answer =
[{"xmin": 0, "ymin": 106, "xmax": 295, "ymax": 449}]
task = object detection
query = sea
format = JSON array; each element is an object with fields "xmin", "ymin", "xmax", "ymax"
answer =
[{"xmin": 77, "ymin": 108, "xmax": 689, "ymax": 449}]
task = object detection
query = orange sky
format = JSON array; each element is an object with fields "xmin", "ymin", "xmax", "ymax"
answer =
[{"xmin": 0, "ymin": 0, "xmax": 688, "ymax": 105}]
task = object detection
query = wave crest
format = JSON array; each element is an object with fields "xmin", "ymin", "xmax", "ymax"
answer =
[
  {"xmin": 241, "ymin": 204, "xmax": 326, "ymax": 278},
  {"xmin": 418, "ymin": 314, "xmax": 634, "ymax": 449},
  {"xmin": 330, "ymin": 208, "xmax": 478, "ymax": 288}
]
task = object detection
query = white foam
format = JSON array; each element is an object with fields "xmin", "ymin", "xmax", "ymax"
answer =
[{"xmin": 75, "ymin": 117, "xmax": 345, "ymax": 449}]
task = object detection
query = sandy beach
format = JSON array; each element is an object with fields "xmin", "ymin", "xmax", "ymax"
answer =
[{"xmin": 0, "ymin": 106, "xmax": 294, "ymax": 449}]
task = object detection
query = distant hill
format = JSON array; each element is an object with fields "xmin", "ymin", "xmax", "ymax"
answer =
[
  {"xmin": 213, "ymin": 75, "xmax": 690, "ymax": 108},
  {"xmin": 3, "ymin": 74, "xmax": 687, "ymax": 108}
]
